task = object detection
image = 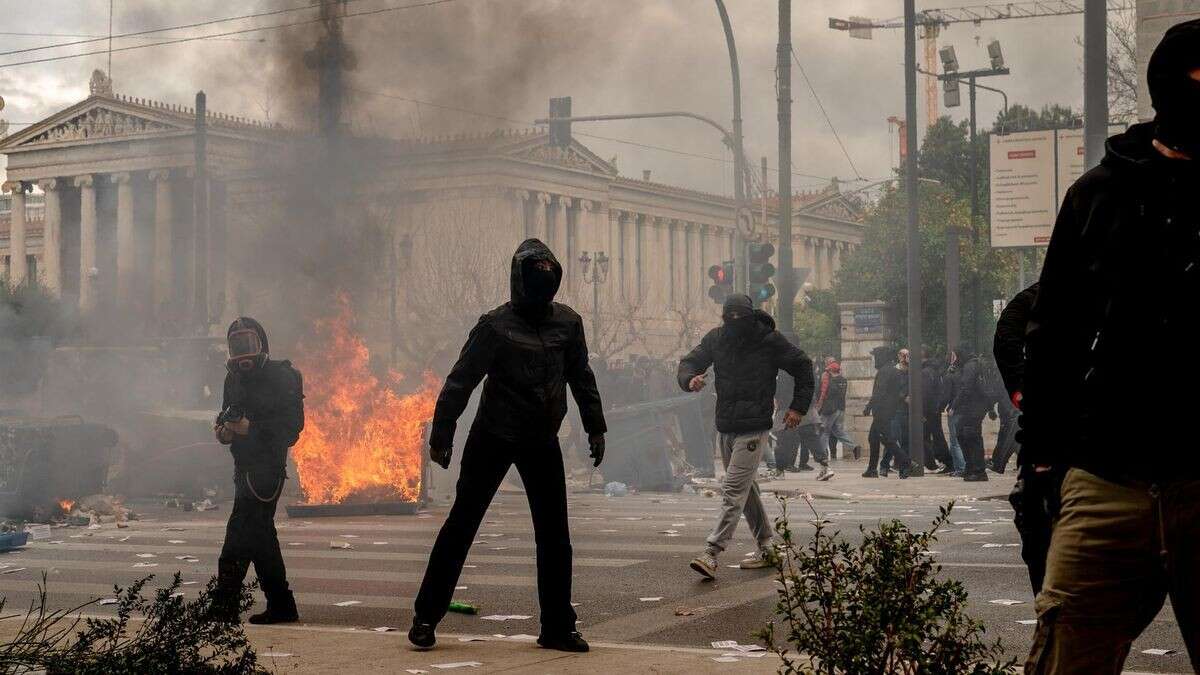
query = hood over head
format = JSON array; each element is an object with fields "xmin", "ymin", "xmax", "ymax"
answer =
[
  {"xmin": 871, "ymin": 345, "xmax": 897, "ymax": 370},
  {"xmin": 1148, "ymin": 18, "xmax": 1200, "ymax": 158},
  {"xmin": 227, "ymin": 316, "xmax": 269, "ymax": 373},
  {"xmin": 510, "ymin": 238, "xmax": 562, "ymax": 316}
]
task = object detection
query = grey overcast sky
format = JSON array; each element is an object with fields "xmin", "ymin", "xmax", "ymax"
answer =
[{"xmin": 0, "ymin": 0, "xmax": 1105, "ymax": 194}]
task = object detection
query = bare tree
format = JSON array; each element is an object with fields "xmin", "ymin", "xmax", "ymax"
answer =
[{"xmin": 1076, "ymin": 5, "xmax": 1138, "ymax": 123}]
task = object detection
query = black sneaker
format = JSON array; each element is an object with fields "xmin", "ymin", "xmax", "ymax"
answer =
[
  {"xmin": 852, "ymin": 446, "xmax": 862, "ymax": 460},
  {"xmin": 861, "ymin": 469, "xmax": 878, "ymax": 478},
  {"xmin": 408, "ymin": 620, "xmax": 437, "ymax": 650},
  {"xmin": 796, "ymin": 464, "xmax": 815, "ymax": 472},
  {"xmin": 963, "ymin": 472, "xmax": 989, "ymax": 482},
  {"xmin": 936, "ymin": 465, "xmax": 954, "ymax": 475},
  {"xmin": 538, "ymin": 631, "xmax": 590, "ymax": 652},
  {"xmin": 247, "ymin": 607, "xmax": 299, "ymax": 625}
]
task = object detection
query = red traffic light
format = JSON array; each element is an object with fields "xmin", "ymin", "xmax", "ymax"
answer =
[{"xmin": 708, "ymin": 264, "xmax": 726, "ymax": 284}]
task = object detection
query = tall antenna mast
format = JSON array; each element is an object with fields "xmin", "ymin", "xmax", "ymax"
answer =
[{"xmin": 107, "ymin": 0, "xmax": 113, "ymax": 77}]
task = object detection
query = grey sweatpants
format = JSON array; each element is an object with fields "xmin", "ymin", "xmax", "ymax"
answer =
[{"xmin": 705, "ymin": 430, "xmax": 773, "ymax": 556}]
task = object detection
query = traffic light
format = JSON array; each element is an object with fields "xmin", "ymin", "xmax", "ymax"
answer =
[
  {"xmin": 549, "ymin": 96, "xmax": 572, "ymax": 148},
  {"xmin": 748, "ymin": 242, "xmax": 776, "ymax": 304},
  {"xmin": 707, "ymin": 261, "xmax": 734, "ymax": 304}
]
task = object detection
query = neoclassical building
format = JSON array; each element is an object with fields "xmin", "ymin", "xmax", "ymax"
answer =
[{"xmin": 1, "ymin": 73, "xmax": 863, "ymax": 358}]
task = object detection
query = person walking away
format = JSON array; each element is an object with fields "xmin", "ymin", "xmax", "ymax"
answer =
[
  {"xmin": 212, "ymin": 317, "xmax": 304, "ymax": 625},
  {"xmin": 773, "ymin": 372, "xmax": 805, "ymax": 472},
  {"xmin": 921, "ymin": 355, "xmax": 951, "ymax": 471},
  {"xmin": 815, "ymin": 360, "xmax": 861, "ymax": 462},
  {"xmin": 861, "ymin": 346, "xmax": 902, "ymax": 478},
  {"xmin": 678, "ymin": 294, "xmax": 813, "ymax": 579},
  {"xmin": 951, "ymin": 347, "xmax": 994, "ymax": 482},
  {"xmin": 798, "ymin": 392, "xmax": 833, "ymax": 481},
  {"xmin": 941, "ymin": 350, "xmax": 967, "ymax": 476},
  {"xmin": 881, "ymin": 348, "xmax": 915, "ymax": 478},
  {"xmin": 409, "ymin": 239, "xmax": 606, "ymax": 653},
  {"xmin": 1021, "ymin": 21, "xmax": 1200, "ymax": 672}
]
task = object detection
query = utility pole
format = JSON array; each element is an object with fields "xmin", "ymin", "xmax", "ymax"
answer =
[
  {"xmin": 715, "ymin": 0, "xmax": 748, "ymax": 293},
  {"xmin": 192, "ymin": 91, "xmax": 209, "ymax": 333},
  {"xmin": 903, "ymin": 0, "xmax": 926, "ymax": 473},
  {"xmin": 1083, "ymin": 0, "xmax": 1107, "ymax": 169},
  {"xmin": 776, "ymin": 0, "xmax": 795, "ymax": 340}
]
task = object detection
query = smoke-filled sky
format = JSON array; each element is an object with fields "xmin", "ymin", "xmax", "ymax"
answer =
[{"xmin": 1, "ymin": 0, "xmax": 1109, "ymax": 194}]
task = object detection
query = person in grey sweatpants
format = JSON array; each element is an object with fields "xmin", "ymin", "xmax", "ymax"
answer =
[{"xmin": 677, "ymin": 294, "xmax": 813, "ymax": 580}]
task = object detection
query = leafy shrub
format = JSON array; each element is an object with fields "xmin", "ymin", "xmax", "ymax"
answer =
[
  {"xmin": 760, "ymin": 496, "xmax": 1015, "ymax": 674},
  {"xmin": 0, "ymin": 574, "xmax": 265, "ymax": 674}
]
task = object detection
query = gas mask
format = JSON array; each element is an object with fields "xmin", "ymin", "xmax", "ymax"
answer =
[
  {"xmin": 1148, "ymin": 19, "xmax": 1200, "ymax": 158},
  {"xmin": 227, "ymin": 327, "xmax": 265, "ymax": 373}
]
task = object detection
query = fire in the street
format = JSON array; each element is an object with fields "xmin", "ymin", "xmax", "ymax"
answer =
[
  {"xmin": 292, "ymin": 297, "xmax": 439, "ymax": 505},
  {"xmin": 58, "ymin": 499, "xmax": 75, "ymax": 513}
]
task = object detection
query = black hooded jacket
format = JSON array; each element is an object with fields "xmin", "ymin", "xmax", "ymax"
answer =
[
  {"xmin": 920, "ymin": 358, "xmax": 943, "ymax": 417},
  {"xmin": 1023, "ymin": 122, "xmax": 1200, "ymax": 482},
  {"xmin": 677, "ymin": 310, "xmax": 813, "ymax": 434},
  {"xmin": 864, "ymin": 346, "xmax": 902, "ymax": 421},
  {"xmin": 219, "ymin": 318, "xmax": 305, "ymax": 472},
  {"xmin": 993, "ymin": 283, "xmax": 1038, "ymax": 400},
  {"xmin": 429, "ymin": 239, "xmax": 606, "ymax": 449}
]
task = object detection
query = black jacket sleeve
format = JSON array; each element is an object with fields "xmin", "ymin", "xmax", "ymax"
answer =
[
  {"xmin": 251, "ymin": 364, "xmax": 305, "ymax": 449},
  {"xmin": 993, "ymin": 283, "xmax": 1038, "ymax": 400},
  {"xmin": 566, "ymin": 316, "xmax": 607, "ymax": 436},
  {"xmin": 218, "ymin": 374, "xmax": 235, "ymax": 445},
  {"xmin": 429, "ymin": 316, "xmax": 499, "ymax": 449},
  {"xmin": 677, "ymin": 330, "xmax": 717, "ymax": 392},
  {"xmin": 770, "ymin": 333, "xmax": 814, "ymax": 414},
  {"xmin": 952, "ymin": 360, "xmax": 978, "ymax": 413}
]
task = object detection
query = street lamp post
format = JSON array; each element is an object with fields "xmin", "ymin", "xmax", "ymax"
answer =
[
  {"xmin": 579, "ymin": 250, "xmax": 610, "ymax": 345},
  {"xmin": 715, "ymin": 0, "xmax": 749, "ymax": 293}
]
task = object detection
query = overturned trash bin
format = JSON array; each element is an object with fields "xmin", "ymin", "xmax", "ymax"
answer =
[{"xmin": 0, "ymin": 414, "xmax": 118, "ymax": 520}]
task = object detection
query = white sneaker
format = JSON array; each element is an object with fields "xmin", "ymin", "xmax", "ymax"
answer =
[
  {"xmin": 739, "ymin": 547, "xmax": 778, "ymax": 569},
  {"xmin": 690, "ymin": 552, "xmax": 717, "ymax": 579},
  {"xmin": 816, "ymin": 466, "xmax": 835, "ymax": 481}
]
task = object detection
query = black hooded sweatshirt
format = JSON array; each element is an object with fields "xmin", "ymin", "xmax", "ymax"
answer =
[
  {"xmin": 428, "ymin": 239, "xmax": 606, "ymax": 450},
  {"xmin": 219, "ymin": 318, "xmax": 305, "ymax": 473},
  {"xmin": 677, "ymin": 309, "xmax": 813, "ymax": 434},
  {"xmin": 1023, "ymin": 122, "xmax": 1200, "ymax": 482},
  {"xmin": 864, "ymin": 346, "xmax": 901, "ymax": 422},
  {"xmin": 993, "ymin": 283, "xmax": 1038, "ymax": 401}
]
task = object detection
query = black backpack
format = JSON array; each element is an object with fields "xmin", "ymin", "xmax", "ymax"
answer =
[{"xmin": 820, "ymin": 374, "xmax": 848, "ymax": 415}]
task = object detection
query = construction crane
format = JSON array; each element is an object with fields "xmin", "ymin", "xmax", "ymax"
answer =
[{"xmin": 831, "ymin": 1, "xmax": 1134, "ymax": 125}]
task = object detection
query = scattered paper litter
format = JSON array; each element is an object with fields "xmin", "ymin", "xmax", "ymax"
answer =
[
  {"xmin": 457, "ymin": 637, "xmax": 487, "ymax": 642},
  {"xmin": 340, "ymin": 534, "xmax": 358, "ymax": 538},
  {"xmin": 330, "ymin": 541, "xmax": 353, "ymax": 550},
  {"xmin": 725, "ymin": 564, "xmax": 740, "ymax": 568},
  {"xmin": 598, "ymin": 529, "xmax": 618, "ymax": 533},
  {"xmin": 372, "ymin": 626, "xmax": 396, "ymax": 633},
  {"xmin": 1141, "ymin": 648, "xmax": 1177, "ymax": 656},
  {"xmin": 167, "ymin": 540, "xmax": 186, "ymax": 544},
  {"xmin": 98, "ymin": 598, "xmax": 119, "ymax": 605},
  {"xmin": 261, "ymin": 652, "xmax": 293, "ymax": 658},
  {"xmin": 24, "ymin": 524, "xmax": 51, "ymax": 540},
  {"xmin": 981, "ymin": 543, "xmax": 1004, "ymax": 548},
  {"xmin": 659, "ymin": 530, "xmax": 678, "ymax": 534},
  {"xmin": 711, "ymin": 640, "xmax": 738, "ymax": 649},
  {"xmin": 118, "ymin": 536, "xmax": 130, "ymax": 542},
  {"xmin": 674, "ymin": 608, "xmax": 695, "ymax": 616},
  {"xmin": 480, "ymin": 615, "xmax": 532, "ymax": 621},
  {"xmin": 732, "ymin": 644, "xmax": 766, "ymax": 652},
  {"xmin": 170, "ymin": 592, "xmax": 185, "ymax": 599},
  {"xmin": 989, "ymin": 599, "xmax": 1026, "ymax": 606},
  {"xmin": 671, "ymin": 523, "xmax": 686, "ymax": 527},
  {"xmin": 463, "ymin": 565, "xmax": 477, "ymax": 568},
  {"xmin": 372, "ymin": 541, "xmax": 388, "ymax": 545},
  {"xmin": 430, "ymin": 663, "xmax": 482, "ymax": 670},
  {"xmin": 334, "ymin": 600, "xmax": 362, "ymax": 607},
  {"xmin": 287, "ymin": 542, "xmax": 305, "ymax": 546},
  {"xmin": 508, "ymin": 634, "xmax": 537, "ymax": 641},
  {"xmin": 1016, "ymin": 619, "xmax": 1038, "ymax": 625},
  {"xmin": 711, "ymin": 656, "xmax": 740, "ymax": 663},
  {"xmin": 48, "ymin": 540, "xmax": 64, "ymax": 545},
  {"xmin": 405, "ymin": 670, "xmax": 428, "ymax": 674},
  {"xmin": 639, "ymin": 597, "xmax": 663, "ymax": 602},
  {"xmin": 132, "ymin": 562, "xmax": 158, "ymax": 568},
  {"xmin": 182, "ymin": 581, "xmax": 198, "ymax": 586},
  {"xmin": 135, "ymin": 553, "xmax": 157, "ymax": 558},
  {"xmin": 455, "ymin": 586, "xmax": 468, "ymax": 590},
  {"xmin": 570, "ymin": 602, "xmax": 581, "ymax": 607}
]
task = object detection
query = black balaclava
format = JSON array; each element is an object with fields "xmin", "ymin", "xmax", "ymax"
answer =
[
  {"xmin": 510, "ymin": 238, "xmax": 562, "ymax": 321},
  {"xmin": 227, "ymin": 316, "xmax": 269, "ymax": 373},
  {"xmin": 1148, "ymin": 19, "xmax": 1200, "ymax": 158},
  {"xmin": 872, "ymin": 345, "xmax": 898, "ymax": 371},
  {"xmin": 722, "ymin": 294, "xmax": 757, "ymax": 340}
]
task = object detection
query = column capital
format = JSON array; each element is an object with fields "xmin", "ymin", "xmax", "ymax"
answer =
[
  {"xmin": 2, "ymin": 180, "xmax": 29, "ymax": 194},
  {"xmin": 73, "ymin": 174, "xmax": 95, "ymax": 188},
  {"xmin": 529, "ymin": 190, "xmax": 551, "ymax": 206},
  {"xmin": 36, "ymin": 178, "xmax": 59, "ymax": 192},
  {"xmin": 553, "ymin": 194, "xmax": 570, "ymax": 209},
  {"xmin": 110, "ymin": 172, "xmax": 133, "ymax": 185},
  {"xmin": 578, "ymin": 198, "xmax": 596, "ymax": 212},
  {"xmin": 148, "ymin": 168, "xmax": 172, "ymax": 182}
]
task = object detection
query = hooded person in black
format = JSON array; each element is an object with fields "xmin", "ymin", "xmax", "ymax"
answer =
[
  {"xmin": 410, "ymin": 239, "xmax": 606, "ymax": 653},
  {"xmin": 950, "ymin": 346, "xmax": 994, "ymax": 482},
  {"xmin": 1020, "ymin": 21, "xmax": 1200, "ymax": 672},
  {"xmin": 213, "ymin": 317, "xmax": 305, "ymax": 624},
  {"xmin": 861, "ymin": 345, "xmax": 902, "ymax": 477}
]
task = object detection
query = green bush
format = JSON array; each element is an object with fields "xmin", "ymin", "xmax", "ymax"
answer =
[{"xmin": 760, "ymin": 496, "xmax": 1015, "ymax": 674}]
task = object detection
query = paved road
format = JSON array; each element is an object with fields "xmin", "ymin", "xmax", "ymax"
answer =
[{"xmin": 0, "ymin": 460, "xmax": 1189, "ymax": 673}]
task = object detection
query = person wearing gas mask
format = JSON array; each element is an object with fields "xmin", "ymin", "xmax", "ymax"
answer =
[
  {"xmin": 212, "ymin": 317, "xmax": 305, "ymax": 624},
  {"xmin": 678, "ymin": 294, "xmax": 813, "ymax": 579},
  {"xmin": 409, "ymin": 239, "xmax": 606, "ymax": 654},
  {"xmin": 1020, "ymin": 20, "xmax": 1200, "ymax": 673}
]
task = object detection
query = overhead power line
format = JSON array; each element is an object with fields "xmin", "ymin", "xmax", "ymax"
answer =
[
  {"xmin": 790, "ymin": 47, "xmax": 864, "ymax": 181},
  {"xmin": 0, "ymin": 0, "xmax": 468, "ymax": 70}
]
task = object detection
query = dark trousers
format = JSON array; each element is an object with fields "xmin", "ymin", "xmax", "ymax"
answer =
[
  {"xmin": 774, "ymin": 427, "xmax": 801, "ymax": 471},
  {"xmin": 867, "ymin": 415, "xmax": 901, "ymax": 473},
  {"xmin": 991, "ymin": 411, "xmax": 1021, "ymax": 473},
  {"xmin": 217, "ymin": 468, "xmax": 291, "ymax": 608},
  {"xmin": 881, "ymin": 412, "xmax": 912, "ymax": 474},
  {"xmin": 924, "ymin": 411, "xmax": 950, "ymax": 468},
  {"xmin": 957, "ymin": 409, "xmax": 987, "ymax": 476},
  {"xmin": 414, "ymin": 431, "xmax": 576, "ymax": 635}
]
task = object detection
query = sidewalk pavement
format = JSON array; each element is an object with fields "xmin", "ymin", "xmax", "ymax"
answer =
[{"xmin": 243, "ymin": 624, "xmax": 781, "ymax": 673}]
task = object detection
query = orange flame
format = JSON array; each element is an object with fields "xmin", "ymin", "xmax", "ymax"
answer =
[
  {"xmin": 58, "ymin": 499, "xmax": 75, "ymax": 513},
  {"xmin": 292, "ymin": 297, "xmax": 439, "ymax": 504}
]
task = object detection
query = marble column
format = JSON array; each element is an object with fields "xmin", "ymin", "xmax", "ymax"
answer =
[
  {"xmin": 37, "ymin": 179, "xmax": 62, "ymax": 295},
  {"xmin": 552, "ymin": 195, "xmax": 570, "ymax": 257},
  {"xmin": 112, "ymin": 172, "xmax": 135, "ymax": 305},
  {"xmin": 831, "ymin": 242, "xmax": 843, "ymax": 284},
  {"xmin": 666, "ymin": 219, "xmax": 678, "ymax": 309},
  {"xmin": 688, "ymin": 222, "xmax": 703, "ymax": 308},
  {"xmin": 2, "ymin": 181, "xmax": 29, "ymax": 286},
  {"xmin": 635, "ymin": 214, "xmax": 647, "ymax": 301},
  {"xmin": 149, "ymin": 170, "xmax": 173, "ymax": 310},
  {"xmin": 824, "ymin": 240, "xmax": 835, "ymax": 289},
  {"xmin": 74, "ymin": 175, "xmax": 97, "ymax": 312},
  {"xmin": 530, "ymin": 191, "xmax": 549, "ymax": 243}
]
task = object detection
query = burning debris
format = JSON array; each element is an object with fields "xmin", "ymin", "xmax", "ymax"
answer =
[{"xmin": 289, "ymin": 297, "xmax": 438, "ymax": 513}]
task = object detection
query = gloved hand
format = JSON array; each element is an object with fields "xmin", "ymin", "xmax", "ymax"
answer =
[
  {"xmin": 588, "ymin": 434, "xmax": 605, "ymax": 467},
  {"xmin": 430, "ymin": 446, "xmax": 452, "ymax": 470}
]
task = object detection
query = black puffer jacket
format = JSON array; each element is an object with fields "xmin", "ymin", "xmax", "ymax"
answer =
[
  {"xmin": 993, "ymin": 283, "xmax": 1038, "ymax": 400},
  {"xmin": 677, "ymin": 311, "xmax": 813, "ymax": 434},
  {"xmin": 429, "ymin": 239, "xmax": 606, "ymax": 449},
  {"xmin": 1024, "ymin": 122, "xmax": 1200, "ymax": 482},
  {"xmin": 864, "ymin": 346, "xmax": 901, "ymax": 421}
]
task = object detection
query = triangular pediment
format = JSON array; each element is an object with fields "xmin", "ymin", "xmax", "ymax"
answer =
[
  {"xmin": 797, "ymin": 192, "xmax": 865, "ymax": 225},
  {"xmin": 503, "ymin": 134, "xmax": 617, "ymax": 176},
  {"xmin": 0, "ymin": 96, "xmax": 189, "ymax": 151}
]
